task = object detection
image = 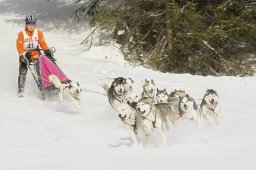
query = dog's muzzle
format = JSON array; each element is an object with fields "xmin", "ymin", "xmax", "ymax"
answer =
[
  {"xmin": 149, "ymin": 89, "xmax": 154, "ymax": 93},
  {"xmin": 136, "ymin": 108, "xmax": 146, "ymax": 115},
  {"xmin": 210, "ymin": 99, "xmax": 215, "ymax": 104},
  {"xmin": 119, "ymin": 114, "xmax": 126, "ymax": 121}
]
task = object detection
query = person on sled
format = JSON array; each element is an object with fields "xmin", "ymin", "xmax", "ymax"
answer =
[{"xmin": 16, "ymin": 15, "xmax": 52, "ymax": 97}]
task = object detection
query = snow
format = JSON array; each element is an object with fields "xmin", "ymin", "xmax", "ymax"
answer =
[
  {"xmin": 0, "ymin": 3, "xmax": 256, "ymax": 170},
  {"xmin": 117, "ymin": 30, "xmax": 125, "ymax": 35}
]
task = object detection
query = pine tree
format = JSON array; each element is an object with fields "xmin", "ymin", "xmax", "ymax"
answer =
[{"xmin": 75, "ymin": 0, "xmax": 256, "ymax": 76}]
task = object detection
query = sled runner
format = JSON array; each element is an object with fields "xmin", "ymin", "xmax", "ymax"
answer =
[{"xmin": 21, "ymin": 47, "xmax": 71, "ymax": 98}]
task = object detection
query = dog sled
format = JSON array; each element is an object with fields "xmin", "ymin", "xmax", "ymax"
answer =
[{"xmin": 21, "ymin": 47, "xmax": 71, "ymax": 99}]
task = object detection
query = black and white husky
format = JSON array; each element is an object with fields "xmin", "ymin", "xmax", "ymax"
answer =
[
  {"xmin": 201, "ymin": 89, "xmax": 220, "ymax": 124},
  {"xmin": 136, "ymin": 97, "xmax": 177, "ymax": 145},
  {"xmin": 179, "ymin": 94, "xmax": 202, "ymax": 129},
  {"xmin": 156, "ymin": 88, "xmax": 169, "ymax": 103},
  {"xmin": 102, "ymin": 77, "xmax": 130, "ymax": 110},
  {"xmin": 103, "ymin": 77, "xmax": 141, "ymax": 145},
  {"xmin": 48, "ymin": 74, "xmax": 82, "ymax": 113}
]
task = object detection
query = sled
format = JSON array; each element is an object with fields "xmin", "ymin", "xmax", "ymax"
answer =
[{"xmin": 22, "ymin": 47, "xmax": 71, "ymax": 99}]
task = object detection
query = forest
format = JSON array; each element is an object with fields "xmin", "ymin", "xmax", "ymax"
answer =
[{"xmin": 73, "ymin": 0, "xmax": 256, "ymax": 76}]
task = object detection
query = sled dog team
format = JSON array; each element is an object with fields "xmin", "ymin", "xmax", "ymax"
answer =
[{"xmin": 103, "ymin": 77, "xmax": 220, "ymax": 145}]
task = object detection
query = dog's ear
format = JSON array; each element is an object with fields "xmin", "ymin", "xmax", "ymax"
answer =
[
  {"xmin": 123, "ymin": 78, "xmax": 127, "ymax": 84},
  {"xmin": 185, "ymin": 94, "xmax": 190, "ymax": 98},
  {"xmin": 128, "ymin": 78, "xmax": 134, "ymax": 83},
  {"xmin": 143, "ymin": 79, "xmax": 149, "ymax": 85},
  {"xmin": 151, "ymin": 79, "xmax": 155, "ymax": 85},
  {"xmin": 215, "ymin": 91, "xmax": 218, "ymax": 96},
  {"xmin": 77, "ymin": 82, "xmax": 80, "ymax": 87},
  {"xmin": 163, "ymin": 88, "xmax": 166, "ymax": 92},
  {"xmin": 206, "ymin": 89, "xmax": 211, "ymax": 94},
  {"xmin": 157, "ymin": 88, "xmax": 159, "ymax": 92}
]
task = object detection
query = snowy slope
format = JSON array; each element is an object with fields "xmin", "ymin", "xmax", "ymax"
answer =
[{"xmin": 0, "ymin": 10, "xmax": 256, "ymax": 170}]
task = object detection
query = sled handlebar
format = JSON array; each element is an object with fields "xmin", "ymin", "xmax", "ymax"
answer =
[
  {"xmin": 21, "ymin": 47, "xmax": 57, "ymax": 66},
  {"xmin": 28, "ymin": 47, "xmax": 56, "ymax": 54}
]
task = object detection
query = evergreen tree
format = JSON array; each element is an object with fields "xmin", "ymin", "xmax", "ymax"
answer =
[{"xmin": 75, "ymin": 0, "xmax": 256, "ymax": 76}]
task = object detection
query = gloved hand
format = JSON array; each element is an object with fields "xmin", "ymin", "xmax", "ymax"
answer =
[
  {"xmin": 23, "ymin": 51, "xmax": 32, "ymax": 63},
  {"xmin": 44, "ymin": 49, "xmax": 51, "ymax": 57}
]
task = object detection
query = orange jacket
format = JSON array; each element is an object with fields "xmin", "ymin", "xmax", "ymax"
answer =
[{"xmin": 16, "ymin": 28, "xmax": 48, "ymax": 59}]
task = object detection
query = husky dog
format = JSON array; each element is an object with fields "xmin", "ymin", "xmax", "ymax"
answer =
[
  {"xmin": 116, "ymin": 103, "xmax": 139, "ymax": 145},
  {"xmin": 136, "ymin": 97, "xmax": 177, "ymax": 145},
  {"xmin": 156, "ymin": 88, "xmax": 169, "ymax": 103},
  {"xmin": 179, "ymin": 94, "xmax": 202, "ymax": 129},
  {"xmin": 169, "ymin": 90, "xmax": 186, "ymax": 103},
  {"xmin": 48, "ymin": 74, "xmax": 82, "ymax": 113},
  {"xmin": 201, "ymin": 89, "xmax": 220, "ymax": 124},
  {"xmin": 168, "ymin": 90, "xmax": 187, "ymax": 116},
  {"xmin": 125, "ymin": 92, "xmax": 141, "ymax": 109},
  {"xmin": 125, "ymin": 78, "xmax": 134, "ymax": 93},
  {"xmin": 102, "ymin": 77, "xmax": 128, "ymax": 110},
  {"xmin": 103, "ymin": 77, "xmax": 140, "ymax": 145},
  {"xmin": 141, "ymin": 79, "xmax": 156, "ymax": 103}
]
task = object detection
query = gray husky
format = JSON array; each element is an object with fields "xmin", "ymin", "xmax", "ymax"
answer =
[
  {"xmin": 103, "ymin": 77, "xmax": 141, "ymax": 145},
  {"xmin": 156, "ymin": 88, "xmax": 169, "ymax": 103},
  {"xmin": 136, "ymin": 97, "xmax": 177, "ymax": 145},
  {"xmin": 179, "ymin": 94, "xmax": 202, "ymax": 129},
  {"xmin": 141, "ymin": 79, "xmax": 156, "ymax": 103},
  {"xmin": 201, "ymin": 89, "xmax": 220, "ymax": 124},
  {"xmin": 168, "ymin": 90, "xmax": 187, "ymax": 114}
]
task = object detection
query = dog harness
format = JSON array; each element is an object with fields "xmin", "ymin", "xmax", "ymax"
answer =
[
  {"xmin": 23, "ymin": 29, "xmax": 39, "ymax": 51},
  {"xmin": 141, "ymin": 106, "xmax": 157, "ymax": 128}
]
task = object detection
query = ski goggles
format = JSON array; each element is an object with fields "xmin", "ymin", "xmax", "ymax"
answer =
[{"xmin": 25, "ymin": 16, "xmax": 37, "ymax": 24}]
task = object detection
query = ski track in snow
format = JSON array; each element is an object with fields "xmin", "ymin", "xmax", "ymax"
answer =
[{"xmin": 0, "ymin": 12, "xmax": 256, "ymax": 170}]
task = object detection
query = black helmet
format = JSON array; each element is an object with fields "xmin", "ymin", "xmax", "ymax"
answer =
[{"xmin": 25, "ymin": 15, "xmax": 37, "ymax": 24}]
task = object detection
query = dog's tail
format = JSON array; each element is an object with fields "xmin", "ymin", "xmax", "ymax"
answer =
[
  {"xmin": 48, "ymin": 74, "xmax": 62, "ymax": 88},
  {"xmin": 101, "ymin": 83, "xmax": 109, "ymax": 93}
]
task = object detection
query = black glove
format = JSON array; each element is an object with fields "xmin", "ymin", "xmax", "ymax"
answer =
[
  {"xmin": 44, "ymin": 49, "xmax": 52, "ymax": 57},
  {"xmin": 23, "ymin": 51, "xmax": 32, "ymax": 63}
]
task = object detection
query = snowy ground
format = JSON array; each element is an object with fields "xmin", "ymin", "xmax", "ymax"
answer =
[{"xmin": 0, "ymin": 2, "xmax": 256, "ymax": 169}]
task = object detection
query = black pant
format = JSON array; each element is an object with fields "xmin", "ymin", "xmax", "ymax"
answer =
[{"xmin": 18, "ymin": 57, "xmax": 29, "ymax": 92}]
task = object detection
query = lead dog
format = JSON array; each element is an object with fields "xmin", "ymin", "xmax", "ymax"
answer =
[
  {"xmin": 103, "ymin": 77, "xmax": 142, "ymax": 145},
  {"xmin": 136, "ymin": 97, "xmax": 177, "ymax": 145},
  {"xmin": 116, "ymin": 103, "xmax": 139, "ymax": 145},
  {"xmin": 179, "ymin": 94, "xmax": 202, "ymax": 129},
  {"xmin": 201, "ymin": 89, "xmax": 220, "ymax": 124},
  {"xmin": 102, "ymin": 77, "xmax": 128, "ymax": 110},
  {"xmin": 48, "ymin": 74, "xmax": 82, "ymax": 113}
]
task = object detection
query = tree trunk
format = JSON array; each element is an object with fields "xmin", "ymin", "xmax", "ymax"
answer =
[{"xmin": 165, "ymin": 0, "xmax": 173, "ymax": 55}]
